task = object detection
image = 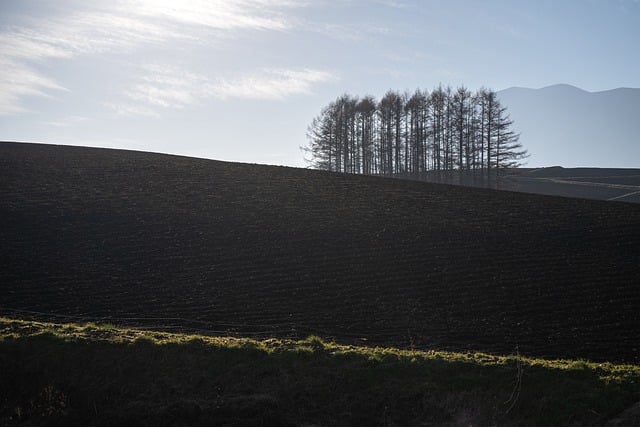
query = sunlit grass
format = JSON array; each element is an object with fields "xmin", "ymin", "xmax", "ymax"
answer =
[{"xmin": 1, "ymin": 317, "xmax": 638, "ymax": 426}]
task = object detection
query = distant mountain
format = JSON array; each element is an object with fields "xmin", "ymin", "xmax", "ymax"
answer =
[{"xmin": 497, "ymin": 84, "xmax": 640, "ymax": 168}]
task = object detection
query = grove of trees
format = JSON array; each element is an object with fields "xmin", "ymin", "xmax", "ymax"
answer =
[{"xmin": 303, "ymin": 86, "xmax": 528, "ymax": 185}]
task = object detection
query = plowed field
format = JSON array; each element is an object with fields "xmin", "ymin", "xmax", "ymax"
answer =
[{"xmin": 1, "ymin": 142, "xmax": 639, "ymax": 362}]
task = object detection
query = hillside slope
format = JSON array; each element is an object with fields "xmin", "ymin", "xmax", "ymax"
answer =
[
  {"xmin": 394, "ymin": 167, "xmax": 640, "ymax": 203},
  {"xmin": 510, "ymin": 167, "xmax": 640, "ymax": 203},
  {"xmin": 1, "ymin": 142, "xmax": 639, "ymax": 362}
]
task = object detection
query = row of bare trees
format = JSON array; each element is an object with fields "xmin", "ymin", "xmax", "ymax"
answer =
[{"xmin": 303, "ymin": 86, "xmax": 527, "ymax": 181}]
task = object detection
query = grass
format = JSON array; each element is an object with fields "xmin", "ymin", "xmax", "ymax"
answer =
[{"xmin": 1, "ymin": 317, "xmax": 638, "ymax": 426}]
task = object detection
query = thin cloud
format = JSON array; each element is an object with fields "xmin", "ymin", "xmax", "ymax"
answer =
[
  {"xmin": 111, "ymin": 65, "xmax": 336, "ymax": 116},
  {"xmin": 106, "ymin": 102, "xmax": 161, "ymax": 118},
  {"xmin": 123, "ymin": 64, "xmax": 208, "ymax": 110},
  {"xmin": 211, "ymin": 68, "xmax": 337, "ymax": 100},
  {"xmin": 313, "ymin": 22, "xmax": 393, "ymax": 42},
  {"xmin": 0, "ymin": 58, "xmax": 66, "ymax": 115},
  {"xmin": 121, "ymin": 0, "xmax": 295, "ymax": 31},
  {"xmin": 0, "ymin": 10, "xmax": 175, "ymax": 115},
  {"xmin": 372, "ymin": 0, "xmax": 408, "ymax": 8},
  {"xmin": 0, "ymin": 1, "xmax": 301, "ymax": 115},
  {"xmin": 45, "ymin": 115, "xmax": 89, "ymax": 128}
]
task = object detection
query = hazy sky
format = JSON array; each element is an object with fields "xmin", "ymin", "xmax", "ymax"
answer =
[{"xmin": 1, "ymin": 0, "xmax": 638, "ymax": 167}]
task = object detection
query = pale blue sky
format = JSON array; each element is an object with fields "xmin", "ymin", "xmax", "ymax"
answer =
[{"xmin": 1, "ymin": 0, "xmax": 638, "ymax": 167}]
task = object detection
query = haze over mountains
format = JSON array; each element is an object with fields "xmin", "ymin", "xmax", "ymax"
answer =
[{"xmin": 498, "ymin": 84, "xmax": 640, "ymax": 168}]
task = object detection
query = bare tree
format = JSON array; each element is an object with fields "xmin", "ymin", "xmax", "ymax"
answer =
[
  {"xmin": 356, "ymin": 96, "xmax": 377, "ymax": 175},
  {"xmin": 303, "ymin": 103, "xmax": 335, "ymax": 170},
  {"xmin": 378, "ymin": 91, "xmax": 400, "ymax": 175},
  {"xmin": 494, "ymin": 108, "xmax": 528, "ymax": 174},
  {"xmin": 303, "ymin": 85, "xmax": 527, "ymax": 185}
]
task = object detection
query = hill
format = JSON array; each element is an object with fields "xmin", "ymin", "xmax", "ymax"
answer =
[
  {"xmin": 394, "ymin": 167, "xmax": 640, "ymax": 203},
  {"xmin": 507, "ymin": 167, "xmax": 640, "ymax": 203},
  {"xmin": 497, "ymin": 84, "xmax": 640, "ymax": 168},
  {"xmin": 1, "ymin": 141, "xmax": 639, "ymax": 363}
]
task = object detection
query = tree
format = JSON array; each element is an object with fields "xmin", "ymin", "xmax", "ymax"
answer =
[
  {"xmin": 356, "ymin": 96, "xmax": 377, "ymax": 175},
  {"xmin": 303, "ymin": 84, "xmax": 527, "ymax": 186},
  {"xmin": 378, "ymin": 91, "xmax": 404, "ymax": 175},
  {"xmin": 452, "ymin": 86, "xmax": 472, "ymax": 171},
  {"xmin": 430, "ymin": 86, "xmax": 446, "ymax": 172},
  {"xmin": 303, "ymin": 103, "xmax": 335, "ymax": 171},
  {"xmin": 405, "ymin": 90, "xmax": 429, "ymax": 175},
  {"xmin": 493, "ymin": 108, "xmax": 528, "ymax": 173}
]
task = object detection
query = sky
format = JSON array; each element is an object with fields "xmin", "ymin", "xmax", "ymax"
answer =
[{"xmin": 1, "ymin": 0, "xmax": 639, "ymax": 167}]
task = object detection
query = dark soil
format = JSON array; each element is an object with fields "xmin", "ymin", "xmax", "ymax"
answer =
[{"xmin": 1, "ymin": 141, "xmax": 639, "ymax": 362}]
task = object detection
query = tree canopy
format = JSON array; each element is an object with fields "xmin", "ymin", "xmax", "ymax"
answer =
[{"xmin": 303, "ymin": 86, "xmax": 528, "ymax": 183}]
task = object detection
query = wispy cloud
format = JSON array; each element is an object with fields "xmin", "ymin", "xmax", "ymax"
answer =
[
  {"xmin": 0, "ymin": 57, "xmax": 67, "ymax": 115},
  {"xmin": 110, "ymin": 65, "xmax": 336, "ymax": 116},
  {"xmin": 0, "ymin": 11, "xmax": 171, "ymax": 62},
  {"xmin": 313, "ymin": 22, "xmax": 393, "ymax": 42},
  {"xmin": 121, "ymin": 0, "xmax": 295, "ymax": 31},
  {"xmin": 0, "ymin": 10, "xmax": 172, "ymax": 115},
  {"xmin": 124, "ymin": 64, "xmax": 208, "ymax": 109},
  {"xmin": 211, "ymin": 68, "xmax": 336, "ymax": 100},
  {"xmin": 45, "ymin": 115, "xmax": 89, "ymax": 128},
  {"xmin": 372, "ymin": 0, "xmax": 408, "ymax": 8},
  {"xmin": 105, "ymin": 102, "xmax": 161, "ymax": 118},
  {"xmin": 0, "ymin": 0, "xmax": 302, "ymax": 115}
]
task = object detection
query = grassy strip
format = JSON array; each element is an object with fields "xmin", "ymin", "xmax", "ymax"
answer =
[{"xmin": 1, "ymin": 317, "xmax": 638, "ymax": 426}]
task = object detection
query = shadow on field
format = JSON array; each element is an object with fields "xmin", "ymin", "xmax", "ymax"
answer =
[
  {"xmin": 0, "ymin": 322, "xmax": 637, "ymax": 427},
  {"xmin": 2, "ymin": 143, "xmax": 639, "ymax": 363}
]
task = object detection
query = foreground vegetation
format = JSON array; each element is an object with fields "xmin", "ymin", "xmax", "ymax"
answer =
[{"xmin": 1, "ymin": 318, "xmax": 638, "ymax": 426}]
